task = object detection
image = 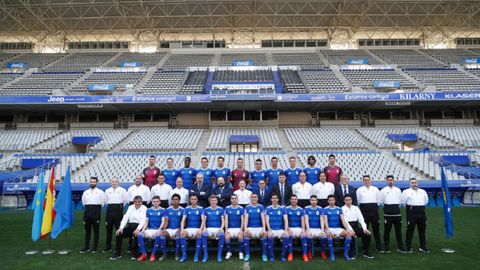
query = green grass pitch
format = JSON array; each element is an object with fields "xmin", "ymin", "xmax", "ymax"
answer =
[{"xmin": 0, "ymin": 207, "xmax": 478, "ymax": 270}]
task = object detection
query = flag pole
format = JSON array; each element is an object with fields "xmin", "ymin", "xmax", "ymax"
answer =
[
  {"xmin": 25, "ymin": 242, "xmax": 39, "ymax": 255},
  {"xmin": 42, "ymin": 235, "xmax": 55, "ymax": 255},
  {"xmin": 438, "ymin": 162, "xmax": 455, "ymax": 254},
  {"xmin": 58, "ymin": 230, "xmax": 70, "ymax": 255}
]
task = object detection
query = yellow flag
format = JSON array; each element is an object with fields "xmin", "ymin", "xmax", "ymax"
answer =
[{"xmin": 41, "ymin": 166, "xmax": 56, "ymax": 238}]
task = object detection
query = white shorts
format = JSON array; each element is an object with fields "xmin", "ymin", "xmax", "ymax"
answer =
[
  {"xmin": 247, "ymin": 227, "xmax": 263, "ymax": 238},
  {"xmin": 143, "ymin": 229, "xmax": 160, "ymax": 238},
  {"xmin": 206, "ymin": 227, "xmax": 223, "ymax": 238},
  {"xmin": 310, "ymin": 228, "xmax": 325, "ymax": 238},
  {"xmin": 328, "ymin": 228, "xmax": 345, "ymax": 237},
  {"xmin": 184, "ymin": 228, "xmax": 201, "ymax": 238},
  {"xmin": 227, "ymin": 228, "xmax": 242, "ymax": 239},
  {"xmin": 290, "ymin": 227, "xmax": 303, "ymax": 237},
  {"xmin": 165, "ymin": 228, "xmax": 179, "ymax": 238},
  {"xmin": 271, "ymin": 229, "xmax": 285, "ymax": 238}
]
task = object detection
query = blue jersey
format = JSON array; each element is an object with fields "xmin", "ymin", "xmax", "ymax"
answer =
[
  {"xmin": 266, "ymin": 168, "xmax": 282, "ymax": 188},
  {"xmin": 183, "ymin": 206, "xmax": 203, "ymax": 229},
  {"xmin": 250, "ymin": 169, "xmax": 267, "ymax": 190},
  {"xmin": 214, "ymin": 167, "xmax": 231, "ymax": 180},
  {"xmin": 204, "ymin": 206, "xmax": 224, "ymax": 228},
  {"xmin": 245, "ymin": 204, "xmax": 264, "ymax": 228},
  {"xmin": 304, "ymin": 206, "xmax": 322, "ymax": 229},
  {"xmin": 284, "ymin": 168, "xmax": 302, "ymax": 185},
  {"xmin": 179, "ymin": 167, "xmax": 197, "ymax": 189},
  {"xmin": 303, "ymin": 167, "xmax": 321, "ymax": 185},
  {"xmin": 265, "ymin": 205, "xmax": 286, "ymax": 230},
  {"xmin": 323, "ymin": 206, "xmax": 342, "ymax": 228},
  {"xmin": 146, "ymin": 207, "xmax": 166, "ymax": 229},
  {"xmin": 225, "ymin": 205, "xmax": 244, "ymax": 229},
  {"xmin": 162, "ymin": 168, "xmax": 179, "ymax": 187},
  {"xmin": 286, "ymin": 206, "xmax": 304, "ymax": 228},
  {"xmin": 166, "ymin": 206, "xmax": 184, "ymax": 230},
  {"xmin": 197, "ymin": 168, "xmax": 214, "ymax": 183}
]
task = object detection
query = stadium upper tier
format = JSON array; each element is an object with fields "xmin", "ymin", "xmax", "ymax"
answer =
[{"xmin": 1, "ymin": 49, "xmax": 479, "ymax": 95}]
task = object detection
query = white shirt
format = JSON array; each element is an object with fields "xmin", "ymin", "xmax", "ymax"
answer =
[
  {"xmin": 311, "ymin": 181, "xmax": 335, "ymax": 199},
  {"xmin": 120, "ymin": 204, "xmax": 148, "ymax": 230},
  {"xmin": 234, "ymin": 189, "xmax": 252, "ymax": 205},
  {"xmin": 169, "ymin": 187, "xmax": 189, "ymax": 204},
  {"xmin": 151, "ymin": 183, "xmax": 173, "ymax": 201},
  {"xmin": 401, "ymin": 188, "xmax": 429, "ymax": 206},
  {"xmin": 292, "ymin": 182, "xmax": 313, "ymax": 199},
  {"xmin": 356, "ymin": 186, "xmax": 381, "ymax": 205},
  {"xmin": 128, "ymin": 184, "xmax": 151, "ymax": 203},
  {"xmin": 104, "ymin": 186, "xmax": 128, "ymax": 204},
  {"xmin": 379, "ymin": 186, "xmax": 402, "ymax": 205},
  {"xmin": 82, "ymin": 187, "xmax": 105, "ymax": 205},
  {"xmin": 342, "ymin": 205, "xmax": 367, "ymax": 230}
]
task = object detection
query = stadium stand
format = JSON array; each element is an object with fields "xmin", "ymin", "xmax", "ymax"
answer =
[
  {"xmin": 298, "ymin": 151, "xmax": 416, "ymax": 181},
  {"xmin": 370, "ymin": 49, "xmax": 444, "ymax": 68},
  {"xmin": 272, "ymin": 53, "xmax": 325, "ymax": 67},
  {"xmin": 420, "ymin": 49, "xmax": 479, "ymax": 65},
  {"xmin": 0, "ymin": 130, "xmax": 62, "ymax": 151},
  {"xmin": 140, "ymin": 69, "xmax": 185, "ymax": 95},
  {"xmin": 3, "ymin": 53, "xmax": 66, "ymax": 69},
  {"xmin": 403, "ymin": 68, "xmax": 480, "ymax": 92},
  {"xmin": 2, "ymin": 72, "xmax": 84, "ymax": 95},
  {"xmin": 206, "ymin": 128, "xmax": 281, "ymax": 151},
  {"xmin": 219, "ymin": 53, "xmax": 268, "ymax": 66},
  {"xmin": 163, "ymin": 54, "xmax": 214, "ymax": 68},
  {"xmin": 284, "ymin": 128, "xmax": 367, "ymax": 150},
  {"xmin": 301, "ymin": 68, "xmax": 349, "ymax": 93},
  {"xmin": 0, "ymin": 73, "xmax": 24, "ymax": 88},
  {"xmin": 279, "ymin": 69, "xmax": 306, "ymax": 93},
  {"xmin": 428, "ymin": 126, "xmax": 480, "ymax": 147},
  {"xmin": 320, "ymin": 49, "xmax": 382, "ymax": 65},
  {"xmin": 105, "ymin": 52, "xmax": 166, "ymax": 67},
  {"xmin": 121, "ymin": 129, "xmax": 203, "ymax": 151},
  {"xmin": 341, "ymin": 69, "xmax": 418, "ymax": 91},
  {"xmin": 73, "ymin": 152, "xmax": 188, "ymax": 183},
  {"xmin": 356, "ymin": 127, "xmax": 455, "ymax": 149},
  {"xmin": 200, "ymin": 152, "xmax": 290, "ymax": 172},
  {"xmin": 70, "ymin": 71, "xmax": 146, "ymax": 93},
  {"xmin": 181, "ymin": 70, "xmax": 207, "ymax": 94},
  {"xmin": 44, "ymin": 52, "xmax": 116, "ymax": 72},
  {"xmin": 213, "ymin": 69, "xmax": 273, "ymax": 82}
]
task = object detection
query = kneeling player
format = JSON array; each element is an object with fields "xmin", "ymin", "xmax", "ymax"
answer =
[
  {"xmin": 285, "ymin": 195, "xmax": 309, "ymax": 262},
  {"xmin": 304, "ymin": 195, "xmax": 328, "ymax": 260},
  {"xmin": 265, "ymin": 194, "xmax": 289, "ymax": 261},
  {"xmin": 203, "ymin": 195, "xmax": 226, "ymax": 262},
  {"xmin": 323, "ymin": 195, "xmax": 354, "ymax": 261},
  {"xmin": 179, "ymin": 195, "xmax": 205, "ymax": 263},
  {"xmin": 243, "ymin": 193, "xmax": 268, "ymax": 262},
  {"xmin": 224, "ymin": 194, "xmax": 245, "ymax": 260},
  {"xmin": 137, "ymin": 196, "xmax": 167, "ymax": 262},
  {"xmin": 165, "ymin": 194, "xmax": 184, "ymax": 260}
]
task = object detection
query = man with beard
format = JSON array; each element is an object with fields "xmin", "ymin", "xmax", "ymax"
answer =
[
  {"xmin": 213, "ymin": 176, "xmax": 233, "ymax": 208},
  {"xmin": 303, "ymin": 155, "xmax": 321, "ymax": 185},
  {"xmin": 178, "ymin": 156, "xmax": 197, "ymax": 190},
  {"xmin": 142, "ymin": 155, "xmax": 161, "ymax": 189},
  {"xmin": 231, "ymin": 158, "xmax": 249, "ymax": 191},
  {"xmin": 128, "ymin": 175, "xmax": 151, "ymax": 206},
  {"xmin": 103, "ymin": 176, "xmax": 128, "ymax": 253},
  {"xmin": 81, "ymin": 177, "xmax": 105, "ymax": 253}
]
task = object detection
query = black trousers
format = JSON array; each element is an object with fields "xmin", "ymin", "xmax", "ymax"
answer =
[
  {"xmin": 83, "ymin": 205, "xmax": 101, "ymax": 250},
  {"xmin": 318, "ymin": 199, "xmax": 328, "ymax": 208},
  {"xmin": 405, "ymin": 206, "xmax": 427, "ymax": 249},
  {"xmin": 160, "ymin": 200, "xmax": 169, "ymax": 209},
  {"xmin": 360, "ymin": 204, "xmax": 381, "ymax": 250},
  {"xmin": 115, "ymin": 223, "xmax": 140, "ymax": 256},
  {"xmin": 384, "ymin": 215, "xmax": 404, "ymax": 250},
  {"xmin": 349, "ymin": 221, "xmax": 371, "ymax": 255},
  {"xmin": 105, "ymin": 204, "xmax": 123, "ymax": 250},
  {"xmin": 298, "ymin": 199, "xmax": 310, "ymax": 208}
]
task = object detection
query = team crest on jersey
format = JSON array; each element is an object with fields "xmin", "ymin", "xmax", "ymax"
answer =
[
  {"xmin": 277, "ymin": 210, "xmax": 281, "ymax": 215},
  {"xmin": 195, "ymin": 210, "xmax": 199, "ymax": 215},
  {"xmin": 297, "ymin": 211, "xmax": 300, "ymax": 216},
  {"xmin": 237, "ymin": 210, "xmax": 240, "ymax": 215},
  {"xmin": 257, "ymin": 208, "xmax": 260, "ymax": 213}
]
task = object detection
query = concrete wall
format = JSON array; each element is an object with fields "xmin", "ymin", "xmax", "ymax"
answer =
[
  {"xmin": 176, "ymin": 113, "xmax": 209, "ymax": 127},
  {"xmin": 279, "ymin": 112, "xmax": 312, "ymax": 126}
]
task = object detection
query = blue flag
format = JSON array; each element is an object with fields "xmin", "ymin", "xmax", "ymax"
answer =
[
  {"xmin": 440, "ymin": 167, "xmax": 454, "ymax": 239},
  {"xmin": 31, "ymin": 171, "xmax": 46, "ymax": 242},
  {"xmin": 51, "ymin": 166, "xmax": 74, "ymax": 239}
]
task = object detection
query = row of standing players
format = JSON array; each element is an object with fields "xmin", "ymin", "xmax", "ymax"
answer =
[{"xmin": 80, "ymin": 155, "xmax": 430, "ymax": 262}]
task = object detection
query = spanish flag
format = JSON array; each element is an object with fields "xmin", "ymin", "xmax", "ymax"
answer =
[{"xmin": 41, "ymin": 165, "xmax": 56, "ymax": 239}]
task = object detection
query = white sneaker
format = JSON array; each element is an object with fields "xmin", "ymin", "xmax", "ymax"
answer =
[
  {"xmin": 225, "ymin": 252, "xmax": 232, "ymax": 259},
  {"xmin": 239, "ymin": 252, "xmax": 244, "ymax": 260}
]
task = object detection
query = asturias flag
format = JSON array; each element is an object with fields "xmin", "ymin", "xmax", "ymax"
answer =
[
  {"xmin": 40, "ymin": 165, "xmax": 56, "ymax": 239},
  {"xmin": 51, "ymin": 165, "xmax": 74, "ymax": 239},
  {"xmin": 31, "ymin": 171, "xmax": 46, "ymax": 242},
  {"xmin": 440, "ymin": 167, "xmax": 454, "ymax": 239}
]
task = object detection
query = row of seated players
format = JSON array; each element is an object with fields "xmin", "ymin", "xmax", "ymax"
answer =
[
  {"xmin": 81, "ymin": 176, "xmax": 429, "ymax": 263},
  {"xmin": 140, "ymin": 155, "xmax": 343, "ymax": 191}
]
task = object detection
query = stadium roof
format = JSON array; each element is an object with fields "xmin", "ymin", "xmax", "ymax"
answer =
[{"xmin": 1, "ymin": 0, "xmax": 479, "ymax": 34}]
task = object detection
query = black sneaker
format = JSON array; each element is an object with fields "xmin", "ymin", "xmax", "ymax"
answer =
[
  {"xmin": 80, "ymin": 248, "xmax": 90, "ymax": 254},
  {"xmin": 103, "ymin": 248, "xmax": 112, "ymax": 253},
  {"xmin": 110, "ymin": 254, "xmax": 122, "ymax": 260},
  {"xmin": 363, "ymin": 252, "xmax": 374, "ymax": 259},
  {"xmin": 419, "ymin": 247, "xmax": 430, "ymax": 253},
  {"xmin": 397, "ymin": 248, "xmax": 407, "ymax": 254}
]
